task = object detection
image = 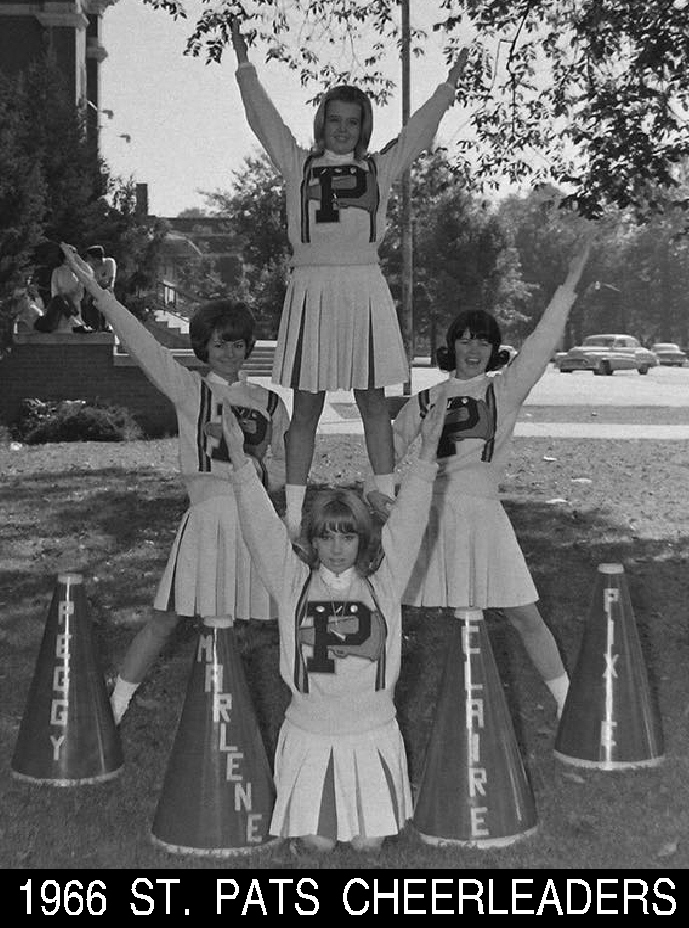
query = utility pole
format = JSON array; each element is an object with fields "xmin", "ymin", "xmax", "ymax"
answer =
[{"xmin": 401, "ymin": 0, "xmax": 413, "ymax": 395}]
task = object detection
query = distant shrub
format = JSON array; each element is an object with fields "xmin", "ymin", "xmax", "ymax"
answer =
[{"xmin": 18, "ymin": 398, "xmax": 144, "ymax": 444}]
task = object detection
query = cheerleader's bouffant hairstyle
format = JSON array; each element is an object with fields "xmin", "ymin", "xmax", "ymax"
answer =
[
  {"xmin": 303, "ymin": 488, "xmax": 381, "ymax": 576},
  {"xmin": 190, "ymin": 300, "xmax": 257, "ymax": 363},
  {"xmin": 312, "ymin": 86, "xmax": 373, "ymax": 161},
  {"xmin": 436, "ymin": 308, "xmax": 511, "ymax": 373}
]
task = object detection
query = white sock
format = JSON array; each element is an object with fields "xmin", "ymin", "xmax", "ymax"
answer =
[
  {"xmin": 546, "ymin": 672, "xmax": 569, "ymax": 719},
  {"xmin": 110, "ymin": 676, "xmax": 139, "ymax": 725},
  {"xmin": 284, "ymin": 484, "xmax": 306, "ymax": 539},
  {"xmin": 373, "ymin": 473, "xmax": 396, "ymax": 498}
]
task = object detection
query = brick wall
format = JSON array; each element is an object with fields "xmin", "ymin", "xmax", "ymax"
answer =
[{"xmin": 1, "ymin": 333, "xmax": 209, "ymax": 437}]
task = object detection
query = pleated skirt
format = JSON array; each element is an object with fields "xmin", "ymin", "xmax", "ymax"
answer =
[
  {"xmin": 153, "ymin": 495, "xmax": 279, "ymax": 620},
  {"xmin": 403, "ymin": 487, "xmax": 539, "ymax": 609},
  {"xmin": 272, "ymin": 264, "xmax": 409, "ymax": 391},
  {"xmin": 269, "ymin": 717, "xmax": 413, "ymax": 842}
]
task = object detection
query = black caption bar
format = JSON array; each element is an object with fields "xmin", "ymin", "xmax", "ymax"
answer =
[{"xmin": 16, "ymin": 873, "xmax": 679, "ymax": 917}]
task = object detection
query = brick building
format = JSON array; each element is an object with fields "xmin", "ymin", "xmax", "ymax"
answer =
[
  {"xmin": 0, "ymin": 0, "xmax": 119, "ymax": 153},
  {"xmin": 0, "ymin": 1, "xmax": 279, "ymax": 433}
]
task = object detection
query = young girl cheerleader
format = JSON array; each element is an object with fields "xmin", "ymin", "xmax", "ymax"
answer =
[
  {"xmin": 230, "ymin": 20, "xmax": 469, "ymax": 539},
  {"xmin": 60, "ymin": 244, "xmax": 290, "ymax": 725},
  {"xmin": 221, "ymin": 390, "xmax": 446, "ymax": 853},
  {"xmin": 392, "ymin": 243, "xmax": 591, "ymax": 720}
]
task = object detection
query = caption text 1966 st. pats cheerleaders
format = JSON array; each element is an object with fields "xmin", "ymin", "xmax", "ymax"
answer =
[{"xmin": 18, "ymin": 875, "xmax": 677, "ymax": 916}]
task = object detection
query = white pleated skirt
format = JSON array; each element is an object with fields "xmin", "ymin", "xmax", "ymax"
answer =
[
  {"xmin": 403, "ymin": 487, "xmax": 539, "ymax": 609},
  {"xmin": 272, "ymin": 264, "xmax": 409, "ymax": 391},
  {"xmin": 153, "ymin": 495, "xmax": 279, "ymax": 620},
  {"xmin": 269, "ymin": 717, "xmax": 413, "ymax": 842}
]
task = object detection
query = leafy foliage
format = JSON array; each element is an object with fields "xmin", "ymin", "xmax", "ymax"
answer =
[
  {"xmin": 17, "ymin": 398, "xmax": 144, "ymax": 444},
  {"xmin": 0, "ymin": 52, "xmax": 168, "ymax": 345},
  {"xmin": 496, "ymin": 185, "xmax": 594, "ymax": 336},
  {"xmin": 201, "ymin": 152, "xmax": 291, "ymax": 334},
  {"xmin": 143, "ymin": 0, "xmax": 689, "ymax": 219},
  {"xmin": 2, "ymin": 431, "xmax": 689, "ymax": 868},
  {"xmin": 0, "ymin": 68, "xmax": 49, "ymax": 294},
  {"xmin": 199, "ymin": 136, "xmax": 688, "ymax": 352},
  {"xmin": 23, "ymin": 55, "xmax": 110, "ymax": 246}
]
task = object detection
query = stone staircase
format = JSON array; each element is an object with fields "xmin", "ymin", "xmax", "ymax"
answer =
[
  {"xmin": 243, "ymin": 341, "xmax": 277, "ymax": 377},
  {"xmin": 149, "ymin": 307, "xmax": 277, "ymax": 376}
]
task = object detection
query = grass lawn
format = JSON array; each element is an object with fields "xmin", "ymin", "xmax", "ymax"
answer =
[{"xmin": 1, "ymin": 414, "xmax": 688, "ymax": 874}]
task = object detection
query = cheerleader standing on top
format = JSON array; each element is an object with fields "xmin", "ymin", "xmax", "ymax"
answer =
[
  {"xmin": 230, "ymin": 19, "xmax": 469, "ymax": 539},
  {"xmin": 60, "ymin": 244, "xmax": 290, "ymax": 726},
  {"xmin": 392, "ymin": 243, "xmax": 592, "ymax": 720}
]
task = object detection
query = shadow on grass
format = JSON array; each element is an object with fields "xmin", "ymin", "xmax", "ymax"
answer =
[{"xmin": 2, "ymin": 466, "xmax": 688, "ymax": 870}]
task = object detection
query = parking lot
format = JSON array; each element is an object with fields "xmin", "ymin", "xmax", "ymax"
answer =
[
  {"xmin": 522, "ymin": 363, "xmax": 689, "ymax": 408},
  {"xmin": 253, "ymin": 364, "xmax": 689, "ymax": 438}
]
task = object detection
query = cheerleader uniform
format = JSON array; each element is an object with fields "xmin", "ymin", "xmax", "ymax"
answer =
[
  {"xmin": 230, "ymin": 455, "xmax": 438, "ymax": 841},
  {"xmin": 393, "ymin": 281, "xmax": 579, "ymax": 609},
  {"xmin": 93, "ymin": 291, "xmax": 289, "ymax": 621},
  {"xmin": 235, "ymin": 62, "xmax": 457, "ymax": 392}
]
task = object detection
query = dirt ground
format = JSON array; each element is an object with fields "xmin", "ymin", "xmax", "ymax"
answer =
[{"xmin": 1, "ymin": 410, "xmax": 688, "ymax": 871}]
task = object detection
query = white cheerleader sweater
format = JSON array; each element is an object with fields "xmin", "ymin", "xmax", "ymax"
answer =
[
  {"xmin": 92, "ymin": 291, "xmax": 289, "ymax": 500},
  {"xmin": 393, "ymin": 282, "xmax": 579, "ymax": 497},
  {"xmin": 230, "ymin": 457, "xmax": 438, "ymax": 736},
  {"xmin": 235, "ymin": 62, "xmax": 456, "ymax": 268}
]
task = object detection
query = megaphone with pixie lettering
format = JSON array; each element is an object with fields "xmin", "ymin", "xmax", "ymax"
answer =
[
  {"xmin": 11, "ymin": 572, "xmax": 123, "ymax": 785},
  {"xmin": 555, "ymin": 563, "xmax": 664, "ymax": 769},
  {"xmin": 151, "ymin": 617, "xmax": 280, "ymax": 856},
  {"xmin": 413, "ymin": 610, "xmax": 538, "ymax": 848}
]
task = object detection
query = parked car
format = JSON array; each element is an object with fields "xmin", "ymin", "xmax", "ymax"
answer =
[
  {"xmin": 555, "ymin": 334, "xmax": 658, "ymax": 376},
  {"xmin": 650, "ymin": 342, "xmax": 687, "ymax": 367}
]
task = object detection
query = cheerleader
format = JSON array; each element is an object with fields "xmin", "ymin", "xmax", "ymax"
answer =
[
  {"xmin": 221, "ymin": 391, "xmax": 446, "ymax": 853},
  {"xmin": 393, "ymin": 244, "xmax": 591, "ymax": 720},
  {"xmin": 231, "ymin": 20, "xmax": 469, "ymax": 539},
  {"xmin": 60, "ymin": 244, "xmax": 290, "ymax": 725}
]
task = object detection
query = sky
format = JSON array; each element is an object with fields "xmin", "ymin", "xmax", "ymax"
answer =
[{"xmin": 99, "ymin": 0, "xmax": 477, "ymax": 218}]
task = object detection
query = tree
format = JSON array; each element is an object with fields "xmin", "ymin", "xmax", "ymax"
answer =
[
  {"xmin": 201, "ymin": 145, "xmax": 535, "ymax": 348},
  {"xmin": 143, "ymin": 0, "xmax": 689, "ymax": 221},
  {"xmin": 0, "ymin": 69, "xmax": 47, "ymax": 296},
  {"xmin": 625, "ymin": 209, "xmax": 689, "ymax": 346},
  {"xmin": 381, "ymin": 148, "xmax": 523, "ymax": 356},
  {"xmin": 497, "ymin": 186, "xmax": 596, "ymax": 347},
  {"xmin": 0, "ymin": 50, "xmax": 169, "ymax": 318},
  {"xmin": 105, "ymin": 183, "xmax": 169, "ymax": 313},
  {"xmin": 203, "ymin": 153, "xmax": 290, "ymax": 273},
  {"xmin": 22, "ymin": 54, "xmax": 110, "ymax": 247},
  {"xmin": 202, "ymin": 152, "xmax": 291, "ymax": 335}
]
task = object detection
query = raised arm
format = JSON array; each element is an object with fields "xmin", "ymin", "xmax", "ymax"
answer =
[
  {"xmin": 391, "ymin": 393, "xmax": 424, "ymax": 464},
  {"xmin": 417, "ymin": 392, "xmax": 447, "ymax": 462},
  {"xmin": 379, "ymin": 47, "xmax": 470, "ymax": 180},
  {"xmin": 231, "ymin": 20, "xmax": 303, "ymax": 177},
  {"xmin": 380, "ymin": 393, "xmax": 446, "ymax": 598},
  {"xmin": 60, "ymin": 243, "xmax": 194, "ymax": 405},
  {"xmin": 503, "ymin": 239, "xmax": 592, "ymax": 401},
  {"xmin": 222, "ymin": 402, "xmax": 300, "ymax": 598}
]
